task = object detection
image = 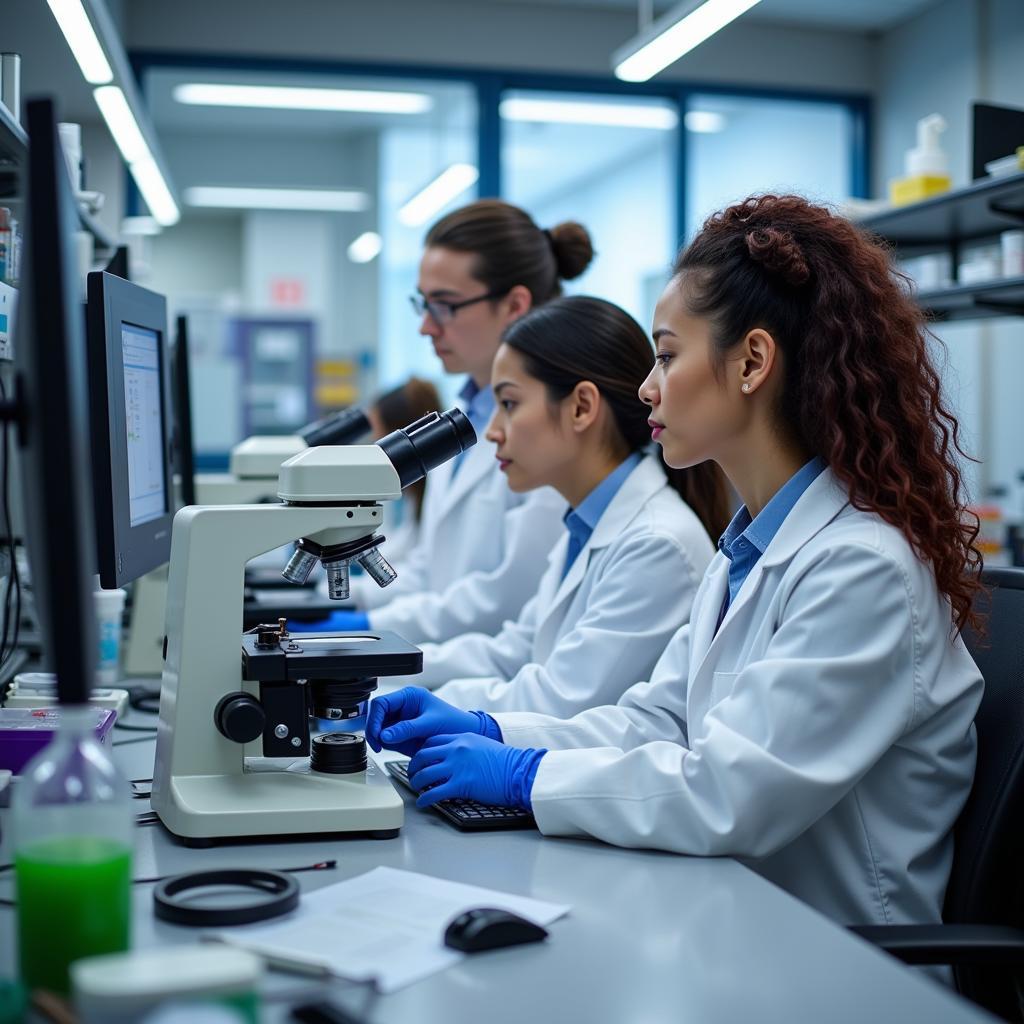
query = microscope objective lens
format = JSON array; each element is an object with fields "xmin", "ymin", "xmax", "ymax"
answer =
[
  {"xmin": 358, "ymin": 548, "xmax": 398, "ymax": 589},
  {"xmin": 325, "ymin": 561, "xmax": 351, "ymax": 600},
  {"xmin": 282, "ymin": 547, "xmax": 318, "ymax": 585}
]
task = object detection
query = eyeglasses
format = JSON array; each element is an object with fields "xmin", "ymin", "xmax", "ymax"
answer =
[{"xmin": 409, "ymin": 290, "xmax": 506, "ymax": 325}]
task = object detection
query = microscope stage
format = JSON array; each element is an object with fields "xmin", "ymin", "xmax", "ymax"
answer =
[{"xmin": 242, "ymin": 629, "xmax": 423, "ymax": 682}]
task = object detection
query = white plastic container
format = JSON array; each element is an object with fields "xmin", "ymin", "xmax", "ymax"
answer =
[
  {"xmin": 959, "ymin": 244, "xmax": 1002, "ymax": 285},
  {"xmin": 58, "ymin": 121, "xmax": 83, "ymax": 193},
  {"xmin": 1001, "ymin": 229, "xmax": 1024, "ymax": 278},
  {"xmin": 0, "ymin": 53, "xmax": 21, "ymax": 127},
  {"xmin": 72, "ymin": 946, "xmax": 262, "ymax": 1024},
  {"xmin": 9, "ymin": 672, "xmax": 129, "ymax": 719},
  {"xmin": 93, "ymin": 588, "xmax": 127, "ymax": 686}
]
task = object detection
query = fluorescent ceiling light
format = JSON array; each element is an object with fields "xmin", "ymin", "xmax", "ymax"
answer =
[
  {"xmin": 348, "ymin": 231, "xmax": 382, "ymax": 264},
  {"xmin": 614, "ymin": 0, "xmax": 763, "ymax": 82},
  {"xmin": 185, "ymin": 186, "xmax": 370, "ymax": 212},
  {"xmin": 174, "ymin": 83, "xmax": 433, "ymax": 115},
  {"xmin": 130, "ymin": 155, "xmax": 180, "ymax": 227},
  {"xmin": 500, "ymin": 97, "xmax": 678, "ymax": 131},
  {"xmin": 684, "ymin": 110, "xmax": 727, "ymax": 133},
  {"xmin": 398, "ymin": 164, "xmax": 479, "ymax": 227},
  {"xmin": 46, "ymin": 0, "xmax": 113, "ymax": 84},
  {"xmin": 94, "ymin": 85, "xmax": 150, "ymax": 163},
  {"xmin": 94, "ymin": 84, "xmax": 179, "ymax": 224}
]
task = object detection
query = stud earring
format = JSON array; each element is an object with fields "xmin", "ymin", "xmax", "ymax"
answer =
[{"xmin": 742, "ymin": 383, "xmax": 751, "ymax": 392}]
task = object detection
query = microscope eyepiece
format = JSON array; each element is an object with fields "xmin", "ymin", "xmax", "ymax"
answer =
[
  {"xmin": 299, "ymin": 406, "xmax": 372, "ymax": 448},
  {"xmin": 376, "ymin": 408, "xmax": 476, "ymax": 490}
]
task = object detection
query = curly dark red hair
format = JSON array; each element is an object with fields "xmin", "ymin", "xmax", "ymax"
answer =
[{"xmin": 676, "ymin": 193, "xmax": 982, "ymax": 634}]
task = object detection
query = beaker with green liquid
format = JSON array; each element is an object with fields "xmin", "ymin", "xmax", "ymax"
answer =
[{"xmin": 11, "ymin": 705, "xmax": 132, "ymax": 995}]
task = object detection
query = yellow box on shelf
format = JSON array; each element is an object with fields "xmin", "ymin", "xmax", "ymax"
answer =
[
  {"xmin": 315, "ymin": 357, "xmax": 359, "ymax": 410},
  {"xmin": 889, "ymin": 174, "xmax": 952, "ymax": 207},
  {"xmin": 316, "ymin": 383, "xmax": 359, "ymax": 406}
]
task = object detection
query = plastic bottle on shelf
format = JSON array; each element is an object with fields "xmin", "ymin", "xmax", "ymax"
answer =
[
  {"xmin": 1002, "ymin": 229, "xmax": 1024, "ymax": 278},
  {"xmin": 11, "ymin": 704, "xmax": 133, "ymax": 995},
  {"xmin": 889, "ymin": 114, "xmax": 952, "ymax": 206}
]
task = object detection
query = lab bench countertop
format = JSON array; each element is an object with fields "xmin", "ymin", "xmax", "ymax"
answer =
[{"xmin": 0, "ymin": 712, "xmax": 997, "ymax": 1024}]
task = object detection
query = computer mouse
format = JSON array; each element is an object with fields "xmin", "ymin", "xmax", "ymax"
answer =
[{"xmin": 443, "ymin": 907, "xmax": 549, "ymax": 953}]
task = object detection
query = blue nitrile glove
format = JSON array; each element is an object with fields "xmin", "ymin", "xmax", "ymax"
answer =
[
  {"xmin": 407, "ymin": 733, "xmax": 547, "ymax": 810},
  {"xmin": 289, "ymin": 610, "xmax": 370, "ymax": 633},
  {"xmin": 365, "ymin": 686, "xmax": 497, "ymax": 758}
]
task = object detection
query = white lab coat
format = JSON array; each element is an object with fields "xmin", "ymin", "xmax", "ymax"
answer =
[
  {"xmin": 495, "ymin": 469, "xmax": 983, "ymax": 927},
  {"xmin": 379, "ymin": 500, "xmax": 420, "ymax": 567},
  {"xmin": 355, "ymin": 429, "xmax": 564, "ymax": 645},
  {"xmin": 419, "ymin": 455, "xmax": 713, "ymax": 717}
]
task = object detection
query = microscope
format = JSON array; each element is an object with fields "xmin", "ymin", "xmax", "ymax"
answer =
[
  {"xmin": 194, "ymin": 405, "xmax": 373, "ymax": 505},
  {"xmin": 124, "ymin": 405, "xmax": 374, "ymax": 676},
  {"xmin": 152, "ymin": 409, "xmax": 475, "ymax": 844}
]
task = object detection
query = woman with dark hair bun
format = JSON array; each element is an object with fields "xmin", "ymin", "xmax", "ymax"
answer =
[
  {"xmin": 345, "ymin": 199, "xmax": 596, "ymax": 645},
  {"xmin": 367, "ymin": 193, "xmax": 984, "ymax": 935},
  {"xmin": 409, "ymin": 295, "xmax": 726, "ymax": 717}
]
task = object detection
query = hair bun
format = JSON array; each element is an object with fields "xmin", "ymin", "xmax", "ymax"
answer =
[
  {"xmin": 547, "ymin": 221, "xmax": 595, "ymax": 281},
  {"xmin": 745, "ymin": 227, "xmax": 810, "ymax": 287}
]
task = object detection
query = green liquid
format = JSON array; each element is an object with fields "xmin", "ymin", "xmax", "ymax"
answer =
[
  {"xmin": 15, "ymin": 835, "xmax": 132, "ymax": 995},
  {"xmin": 221, "ymin": 991, "xmax": 260, "ymax": 1023}
]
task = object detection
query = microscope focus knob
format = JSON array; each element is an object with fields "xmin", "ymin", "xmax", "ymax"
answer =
[{"xmin": 214, "ymin": 692, "xmax": 266, "ymax": 744}]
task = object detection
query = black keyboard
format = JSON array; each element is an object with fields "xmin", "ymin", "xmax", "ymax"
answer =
[{"xmin": 385, "ymin": 759, "xmax": 536, "ymax": 832}]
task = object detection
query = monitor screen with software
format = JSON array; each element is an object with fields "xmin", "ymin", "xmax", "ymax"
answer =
[
  {"xmin": 86, "ymin": 271, "xmax": 174, "ymax": 589},
  {"xmin": 121, "ymin": 321, "xmax": 167, "ymax": 526}
]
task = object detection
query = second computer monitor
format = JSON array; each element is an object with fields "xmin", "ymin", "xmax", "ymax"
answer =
[
  {"xmin": 171, "ymin": 315, "xmax": 197, "ymax": 508},
  {"xmin": 86, "ymin": 271, "xmax": 174, "ymax": 589}
]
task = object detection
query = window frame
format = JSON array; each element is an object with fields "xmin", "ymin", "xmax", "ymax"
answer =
[{"xmin": 129, "ymin": 50, "xmax": 872, "ymax": 248}]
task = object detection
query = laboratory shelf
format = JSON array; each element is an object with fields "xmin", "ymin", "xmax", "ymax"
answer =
[
  {"xmin": 858, "ymin": 171, "xmax": 1024, "ymax": 252},
  {"xmin": 0, "ymin": 103, "xmax": 27, "ymax": 164},
  {"xmin": 0, "ymin": 100, "xmax": 117, "ymax": 256},
  {"xmin": 915, "ymin": 275, "xmax": 1024, "ymax": 321},
  {"xmin": 0, "ymin": 103, "xmax": 27, "ymax": 200}
]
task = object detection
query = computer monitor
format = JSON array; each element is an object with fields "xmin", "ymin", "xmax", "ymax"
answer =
[
  {"xmin": 14, "ymin": 97, "xmax": 99, "ymax": 704},
  {"xmin": 86, "ymin": 271, "xmax": 174, "ymax": 589},
  {"xmin": 171, "ymin": 315, "xmax": 197, "ymax": 508}
]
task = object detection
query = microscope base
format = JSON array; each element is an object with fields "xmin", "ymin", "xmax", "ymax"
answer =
[{"xmin": 153, "ymin": 759, "xmax": 403, "ymax": 841}]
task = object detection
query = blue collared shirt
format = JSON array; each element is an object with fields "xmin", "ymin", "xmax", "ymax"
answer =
[
  {"xmin": 561, "ymin": 452, "xmax": 642, "ymax": 580},
  {"xmin": 718, "ymin": 456, "xmax": 826, "ymax": 613},
  {"xmin": 451, "ymin": 377, "xmax": 496, "ymax": 476}
]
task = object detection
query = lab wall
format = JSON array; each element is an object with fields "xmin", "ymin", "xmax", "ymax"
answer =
[
  {"xmin": 123, "ymin": 0, "xmax": 877, "ymax": 96},
  {"xmin": 875, "ymin": 0, "xmax": 1024, "ymax": 501},
  {"xmin": 147, "ymin": 217, "xmax": 243, "ymax": 307}
]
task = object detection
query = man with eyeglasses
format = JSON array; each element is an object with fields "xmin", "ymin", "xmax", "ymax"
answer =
[{"xmin": 335, "ymin": 199, "xmax": 592, "ymax": 649}]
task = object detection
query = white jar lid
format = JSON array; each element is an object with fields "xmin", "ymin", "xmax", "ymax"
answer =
[{"xmin": 72, "ymin": 945, "xmax": 262, "ymax": 1003}]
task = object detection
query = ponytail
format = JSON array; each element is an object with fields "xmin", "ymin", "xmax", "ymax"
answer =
[{"xmin": 426, "ymin": 200, "xmax": 594, "ymax": 307}]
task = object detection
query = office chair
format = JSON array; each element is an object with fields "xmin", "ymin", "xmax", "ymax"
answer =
[{"xmin": 852, "ymin": 567, "xmax": 1024, "ymax": 1021}]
